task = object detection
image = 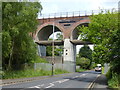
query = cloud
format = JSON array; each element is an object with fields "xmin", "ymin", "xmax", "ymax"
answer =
[
  {"xmin": 40, "ymin": 0, "xmax": 119, "ymax": 14},
  {"xmin": 41, "ymin": 3, "xmax": 58, "ymax": 14},
  {"xmin": 40, "ymin": 0, "xmax": 119, "ymax": 3}
]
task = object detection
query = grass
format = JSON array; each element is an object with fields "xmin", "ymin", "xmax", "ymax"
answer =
[
  {"xmin": 106, "ymin": 69, "xmax": 120, "ymax": 88},
  {"xmin": 107, "ymin": 73, "xmax": 120, "ymax": 88},
  {"xmin": 2, "ymin": 69, "xmax": 69, "ymax": 79},
  {"xmin": 102, "ymin": 67, "xmax": 104, "ymax": 74},
  {"xmin": 76, "ymin": 68, "xmax": 87, "ymax": 72}
]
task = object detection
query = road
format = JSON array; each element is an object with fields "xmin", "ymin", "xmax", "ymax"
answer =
[{"xmin": 2, "ymin": 70, "xmax": 102, "ymax": 89}]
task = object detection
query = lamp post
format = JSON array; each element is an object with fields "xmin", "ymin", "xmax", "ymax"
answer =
[{"xmin": 52, "ymin": 22, "xmax": 55, "ymax": 76}]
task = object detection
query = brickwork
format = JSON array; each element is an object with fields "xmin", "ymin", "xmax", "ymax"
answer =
[{"xmin": 35, "ymin": 15, "xmax": 90, "ymax": 41}]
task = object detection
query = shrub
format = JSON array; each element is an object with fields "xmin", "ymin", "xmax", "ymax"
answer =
[
  {"xmin": 106, "ymin": 69, "xmax": 120, "ymax": 88},
  {"xmin": 76, "ymin": 57, "xmax": 90, "ymax": 69},
  {"xmin": 31, "ymin": 56, "xmax": 48, "ymax": 63},
  {"xmin": 108, "ymin": 73, "xmax": 120, "ymax": 88}
]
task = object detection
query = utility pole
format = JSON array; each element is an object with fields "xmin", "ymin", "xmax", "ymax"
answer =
[{"xmin": 52, "ymin": 22, "xmax": 55, "ymax": 76}]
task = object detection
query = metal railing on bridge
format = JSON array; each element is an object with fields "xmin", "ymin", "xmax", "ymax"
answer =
[{"xmin": 38, "ymin": 8, "xmax": 118, "ymax": 19}]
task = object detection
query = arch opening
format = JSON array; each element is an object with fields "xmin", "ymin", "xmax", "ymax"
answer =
[
  {"xmin": 37, "ymin": 25, "xmax": 63, "ymax": 41},
  {"xmin": 71, "ymin": 23, "xmax": 89, "ymax": 40},
  {"xmin": 37, "ymin": 25, "xmax": 64, "ymax": 64}
]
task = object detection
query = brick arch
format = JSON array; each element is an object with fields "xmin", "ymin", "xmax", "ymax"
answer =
[
  {"xmin": 70, "ymin": 19, "xmax": 90, "ymax": 40},
  {"xmin": 35, "ymin": 22, "xmax": 64, "ymax": 41}
]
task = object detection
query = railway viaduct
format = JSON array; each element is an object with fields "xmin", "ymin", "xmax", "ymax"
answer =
[{"xmin": 33, "ymin": 12, "xmax": 93, "ymax": 72}]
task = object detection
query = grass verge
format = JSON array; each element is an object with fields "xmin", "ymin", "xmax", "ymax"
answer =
[
  {"xmin": 2, "ymin": 69, "xmax": 69, "ymax": 79},
  {"xmin": 106, "ymin": 70, "xmax": 120, "ymax": 88}
]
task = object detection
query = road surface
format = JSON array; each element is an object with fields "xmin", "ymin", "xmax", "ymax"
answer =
[{"xmin": 2, "ymin": 70, "xmax": 103, "ymax": 89}]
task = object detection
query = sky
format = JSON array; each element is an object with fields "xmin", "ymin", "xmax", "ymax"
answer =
[
  {"xmin": 39, "ymin": 0, "xmax": 119, "ymax": 54},
  {"xmin": 40, "ymin": 0, "xmax": 119, "ymax": 14}
]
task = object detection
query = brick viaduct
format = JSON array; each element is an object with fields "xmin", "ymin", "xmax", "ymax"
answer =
[
  {"xmin": 34, "ymin": 14, "xmax": 92, "ymax": 72},
  {"xmin": 35, "ymin": 15, "xmax": 91, "ymax": 45}
]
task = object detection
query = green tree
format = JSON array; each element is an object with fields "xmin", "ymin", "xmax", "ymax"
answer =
[
  {"xmin": 79, "ymin": 45, "xmax": 92, "ymax": 59},
  {"xmin": 46, "ymin": 33, "xmax": 63, "ymax": 56},
  {"xmin": 46, "ymin": 46, "xmax": 52, "ymax": 56},
  {"xmin": 2, "ymin": 2, "xmax": 42, "ymax": 70},
  {"xmin": 79, "ymin": 9, "xmax": 119, "ymax": 73},
  {"xmin": 56, "ymin": 32, "xmax": 63, "ymax": 40},
  {"xmin": 78, "ymin": 45, "xmax": 92, "ymax": 69},
  {"xmin": 76, "ymin": 57, "xmax": 90, "ymax": 69}
]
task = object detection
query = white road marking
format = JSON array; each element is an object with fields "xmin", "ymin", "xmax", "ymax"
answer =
[
  {"xmin": 34, "ymin": 86, "xmax": 41, "ymax": 88},
  {"xmin": 52, "ymin": 79, "xmax": 70, "ymax": 84},
  {"xmin": 80, "ymin": 73, "xmax": 87, "ymax": 77},
  {"xmin": 72, "ymin": 73, "xmax": 88, "ymax": 79},
  {"xmin": 28, "ymin": 74, "xmax": 88, "ymax": 88},
  {"xmin": 75, "ymin": 76, "xmax": 79, "ymax": 78},
  {"xmin": 29, "ymin": 84, "xmax": 44, "ymax": 88},
  {"xmin": 87, "ymin": 74, "xmax": 101, "ymax": 89},
  {"xmin": 45, "ymin": 83, "xmax": 54, "ymax": 88},
  {"xmin": 58, "ymin": 79, "xmax": 69, "ymax": 83}
]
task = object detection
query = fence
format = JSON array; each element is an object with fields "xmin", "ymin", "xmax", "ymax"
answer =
[
  {"xmin": 34, "ymin": 63, "xmax": 76, "ymax": 72},
  {"xmin": 41, "ymin": 56, "xmax": 63, "ymax": 64},
  {"xmin": 38, "ymin": 8, "xmax": 118, "ymax": 19}
]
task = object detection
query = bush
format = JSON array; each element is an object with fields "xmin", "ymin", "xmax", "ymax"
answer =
[
  {"xmin": 108, "ymin": 73, "xmax": 120, "ymax": 88},
  {"xmin": 31, "ymin": 56, "xmax": 48, "ymax": 63},
  {"xmin": 106, "ymin": 69, "xmax": 120, "ymax": 88},
  {"xmin": 106, "ymin": 69, "xmax": 112, "ymax": 80},
  {"xmin": 76, "ymin": 57, "xmax": 90, "ymax": 69},
  {"xmin": 89, "ymin": 62, "xmax": 96, "ymax": 69}
]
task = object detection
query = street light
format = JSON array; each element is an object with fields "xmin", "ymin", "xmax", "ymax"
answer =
[{"xmin": 52, "ymin": 22, "xmax": 55, "ymax": 76}]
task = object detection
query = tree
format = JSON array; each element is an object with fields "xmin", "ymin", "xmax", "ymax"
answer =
[
  {"xmin": 2, "ymin": 2, "xmax": 42, "ymax": 70},
  {"xmin": 76, "ymin": 57, "xmax": 90, "ymax": 69},
  {"xmin": 78, "ymin": 45, "xmax": 92, "ymax": 69},
  {"xmin": 79, "ymin": 45, "xmax": 92, "ymax": 59},
  {"xmin": 79, "ymin": 9, "xmax": 119, "ymax": 73},
  {"xmin": 46, "ymin": 32, "xmax": 63, "ymax": 56}
]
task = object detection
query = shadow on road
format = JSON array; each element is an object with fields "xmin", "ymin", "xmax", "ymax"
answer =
[{"xmin": 63, "ymin": 71, "xmax": 108, "ymax": 87}]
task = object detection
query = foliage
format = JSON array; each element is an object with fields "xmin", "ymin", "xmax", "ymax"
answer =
[
  {"xmin": 76, "ymin": 57, "xmax": 90, "ymax": 69},
  {"xmin": 56, "ymin": 32, "xmax": 63, "ymax": 40},
  {"xmin": 2, "ymin": 69, "xmax": 69, "ymax": 79},
  {"xmin": 31, "ymin": 56, "xmax": 48, "ymax": 63},
  {"xmin": 78, "ymin": 45, "xmax": 92, "ymax": 68},
  {"xmin": 79, "ymin": 10, "xmax": 120, "ymax": 74},
  {"xmin": 46, "ymin": 32, "xmax": 63, "ymax": 56},
  {"xmin": 2, "ymin": 2, "xmax": 42, "ymax": 70},
  {"xmin": 76, "ymin": 68, "xmax": 87, "ymax": 72},
  {"xmin": 46, "ymin": 46, "xmax": 63, "ymax": 56},
  {"xmin": 106, "ymin": 69, "xmax": 120, "ymax": 88},
  {"xmin": 79, "ymin": 45, "xmax": 92, "ymax": 59},
  {"xmin": 88, "ymin": 62, "xmax": 96, "ymax": 69},
  {"xmin": 54, "ymin": 69, "xmax": 69, "ymax": 74},
  {"xmin": 46, "ymin": 46, "xmax": 52, "ymax": 56}
]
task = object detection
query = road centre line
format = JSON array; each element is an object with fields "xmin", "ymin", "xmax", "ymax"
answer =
[
  {"xmin": 80, "ymin": 73, "xmax": 87, "ymax": 77},
  {"xmin": 58, "ymin": 79, "xmax": 69, "ymax": 83},
  {"xmin": 28, "ymin": 73, "xmax": 88, "ymax": 88},
  {"xmin": 87, "ymin": 74, "xmax": 101, "ymax": 89},
  {"xmin": 28, "ymin": 78, "xmax": 70, "ymax": 88},
  {"xmin": 72, "ymin": 73, "xmax": 88, "ymax": 79}
]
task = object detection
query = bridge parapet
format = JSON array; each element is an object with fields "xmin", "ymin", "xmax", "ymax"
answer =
[{"xmin": 38, "ymin": 8, "xmax": 117, "ymax": 19}]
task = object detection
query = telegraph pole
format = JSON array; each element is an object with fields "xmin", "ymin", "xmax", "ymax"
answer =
[{"xmin": 52, "ymin": 22, "xmax": 55, "ymax": 76}]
